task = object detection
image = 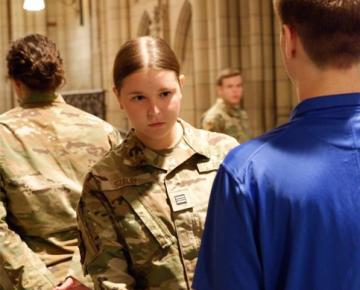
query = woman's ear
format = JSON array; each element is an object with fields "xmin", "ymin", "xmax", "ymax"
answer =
[
  {"xmin": 179, "ymin": 74, "xmax": 185, "ymax": 88},
  {"xmin": 113, "ymin": 86, "xmax": 124, "ymax": 109},
  {"xmin": 178, "ymin": 75, "xmax": 185, "ymax": 99}
]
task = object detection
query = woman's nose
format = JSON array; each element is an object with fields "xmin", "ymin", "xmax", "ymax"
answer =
[{"xmin": 147, "ymin": 101, "xmax": 161, "ymax": 117}]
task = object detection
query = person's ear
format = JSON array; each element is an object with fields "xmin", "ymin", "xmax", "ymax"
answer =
[
  {"xmin": 282, "ymin": 24, "xmax": 297, "ymax": 60},
  {"xmin": 179, "ymin": 74, "xmax": 185, "ymax": 87},
  {"xmin": 178, "ymin": 74, "xmax": 185, "ymax": 98},
  {"xmin": 113, "ymin": 86, "xmax": 124, "ymax": 109}
]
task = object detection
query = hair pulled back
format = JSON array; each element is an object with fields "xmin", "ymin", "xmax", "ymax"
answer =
[
  {"xmin": 113, "ymin": 36, "xmax": 180, "ymax": 90},
  {"xmin": 7, "ymin": 33, "xmax": 64, "ymax": 92}
]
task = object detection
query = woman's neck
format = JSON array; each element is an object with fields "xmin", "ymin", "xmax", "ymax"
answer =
[{"xmin": 140, "ymin": 121, "xmax": 183, "ymax": 151}]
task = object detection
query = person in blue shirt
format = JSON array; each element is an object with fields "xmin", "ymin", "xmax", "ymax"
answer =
[{"xmin": 193, "ymin": 1, "xmax": 360, "ymax": 290}]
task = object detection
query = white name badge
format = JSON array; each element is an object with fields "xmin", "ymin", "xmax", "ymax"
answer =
[{"xmin": 168, "ymin": 189, "xmax": 193, "ymax": 212}]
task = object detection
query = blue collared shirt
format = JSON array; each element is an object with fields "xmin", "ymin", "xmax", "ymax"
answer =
[{"xmin": 193, "ymin": 93, "xmax": 360, "ymax": 290}]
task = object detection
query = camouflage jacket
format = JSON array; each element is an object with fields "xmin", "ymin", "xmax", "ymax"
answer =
[
  {"xmin": 201, "ymin": 98, "xmax": 252, "ymax": 143},
  {"xmin": 0, "ymin": 94, "xmax": 122, "ymax": 289},
  {"xmin": 77, "ymin": 119, "xmax": 238, "ymax": 290}
]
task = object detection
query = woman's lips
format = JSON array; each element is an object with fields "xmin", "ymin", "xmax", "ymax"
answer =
[{"xmin": 149, "ymin": 122, "xmax": 165, "ymax": 127}]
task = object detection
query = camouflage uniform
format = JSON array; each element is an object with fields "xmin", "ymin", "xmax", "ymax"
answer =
[
  {"xmin": 201, "ymin": 98, "xmax": 252, "ymax": 143},
  {"xmin": 77, "ymin": 119, "xmax": 238, "ymax": 290},
  {"xmin": 0, "ymin": 94, "xmax": 122, "ymax": 289}
]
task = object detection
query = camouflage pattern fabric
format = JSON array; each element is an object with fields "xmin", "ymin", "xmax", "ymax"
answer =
[
  {"xmin": 201, "ymin": 98, "xmax": 252, "ymax": 143},
  {"xmin": 77, "ymin": 119, "xmax": 238, "ymax": 290},
  {"xmin": 0, "ymin": 94, "xmax": 122, "ymax": 289}
]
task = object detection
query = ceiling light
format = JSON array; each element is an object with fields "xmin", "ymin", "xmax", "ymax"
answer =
[{"xmin": 23, "ymin": 0, "xmax": 45, "ymax": 11}]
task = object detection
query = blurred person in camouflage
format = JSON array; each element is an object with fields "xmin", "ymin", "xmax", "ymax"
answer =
[
  {"xmin": 0, "ymin": 34, "xmax": 122, "ymax": 289},
  {"xmin": 201, "ymin": 68, "xmax": 252, "ymax": 143},
  {"xmin": 76, "ymin": 36, "xmax": 238, "ymax": 290}
]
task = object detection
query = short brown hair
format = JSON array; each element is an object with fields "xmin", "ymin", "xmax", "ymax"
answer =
[
  {"xmin": 274, "ymin": 0, "xmax": 360, "ymax": 69},
  {"xmin": 7, "ymin": 34, "xmax": 64, "ymax": 91},
  {"xmin": 113, "ymin": 36, "xmax": 180, "ymax": 90},
  {"xmin": 216, "ymin": 68, "xmax": 241, "ymax": 86}
]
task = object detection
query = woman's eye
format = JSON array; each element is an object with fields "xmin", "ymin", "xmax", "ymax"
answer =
[
  {"xmin": 160, "ymin": 91, "xmax": 171, "ymax": 98},
  {"xmin": 131, "ymin": 95, "xmax": 145, "ymax": 101}
]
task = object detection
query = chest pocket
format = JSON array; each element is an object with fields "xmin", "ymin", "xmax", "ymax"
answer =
[{"xmin": 122, "ymin": 191, "xmax": 175, "ymax": 250}]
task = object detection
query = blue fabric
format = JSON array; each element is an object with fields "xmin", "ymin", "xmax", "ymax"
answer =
[{"xmin": 193, "ymin": 93, "xmax": 360, "ymax": 290}]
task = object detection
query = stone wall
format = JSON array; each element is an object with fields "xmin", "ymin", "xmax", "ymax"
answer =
[{"xmin": 0, "ymin": 0, "xmax": 296, "ymax": 135}]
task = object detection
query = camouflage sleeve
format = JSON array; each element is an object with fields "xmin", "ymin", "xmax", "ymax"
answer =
[
  {"xmin": 77, "ymin": 174, "xmax": 135, "ymax": 290},
  {"xmin": 0, "ymin": 174, "xmax": 56, "ymax": 289},
  {"xmin": 241, "ymin": 110, "xmax": 253, "ymax": 139},
  {"xmin": 201, "ymin": 113, "xmax": 225, "ymax": 133}
]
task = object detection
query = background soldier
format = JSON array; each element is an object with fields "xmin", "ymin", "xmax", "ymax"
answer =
[
  {"xmin": 0, "ymin": 34, "xmax": 122, "ymax": 289},
  {"xmin": 201, "ymin": 68, "xmax": 252, "ymax": 143}
]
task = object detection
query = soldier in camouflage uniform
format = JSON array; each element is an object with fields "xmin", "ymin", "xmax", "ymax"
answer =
[
  {"xmin": 201, "ymin": 68, "xmax": 252, "ymax": 143},
  {"xmin": 0, "ymin": 34, "xmax": 122, "ymax": 289},
  {"xmin": 77, "ymin": 36, "xmax": 238, "ymax": 290}
]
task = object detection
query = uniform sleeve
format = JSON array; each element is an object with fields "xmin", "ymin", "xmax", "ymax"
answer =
[
  {"xmin": 193, "ymin": 164, "xmax": 262, "ymax": 290},
  {"xmin": 0, "ymin": 174, "xmax": 56, "ymax": 289},
  {"xmin": 77, "ymin": 173, "xmax": 135, "ymax": 290},
  {"xmin": 201, "ymin": 114, "xmax": 225, "ymax": 133}
]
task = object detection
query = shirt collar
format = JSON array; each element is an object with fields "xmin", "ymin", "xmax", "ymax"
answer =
[
  {"xmin": 21, "ymin": 93, "xmax": 64, "ymax": 106},
  {"xmin": 290, "ymin": 92, "xmax": 360, "ymax": 120},
  {"xmin": 217, "ymin": 98, "xmax": 241, "ymax": 116},
  {"xmin": 181, "ymin": 119, "xmax": 212, "ymax": 159}
]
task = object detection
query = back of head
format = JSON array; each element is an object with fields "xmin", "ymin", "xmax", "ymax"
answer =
[
  {"xmin": 216, "ymin": 68, "xmax": 241, "ymax": 86},
  {"xmin": 6, "ymin": 33, "xmax": 64, "ymax": 92},
  {"xmin": 274, "ymin": 0, "xmax": 360, "ymax": 69},
  {"xmin": 113, "ymin": 36, "xmax": 180, "ymax": 91}
]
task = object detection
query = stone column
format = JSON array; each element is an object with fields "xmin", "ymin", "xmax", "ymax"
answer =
[
  {"xmin": 190, "ymin": 0, "xmax": 211, "ymax": 126},
  {"xmin": 95, "ymin": 0, "xmax": 129, "ymax": 130},
  {"xmin": 239, "ymin": 0, "xmax": 285, "ymax": 135},
  {"xmin": 172, "ymin": 0, "xmax": 195, "ymax": 124},
  {"xmin": 0, "ymin": 0, "xmax": 13, "ymax": 113}
]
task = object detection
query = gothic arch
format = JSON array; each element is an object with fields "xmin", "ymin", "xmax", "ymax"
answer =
[
  {"xmin": 173, "ymin": 1, "xmax": 196, "ymax": 124},
  {"xmin": 137, "ymin": 11, "xmax": 151, "ymax": 36},
  {"xmin": 173, "ymin": 0, "xmax": 192, "ymax": 62}
]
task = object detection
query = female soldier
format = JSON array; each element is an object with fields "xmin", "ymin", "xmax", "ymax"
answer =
[
  {"xmin": 0, "ymin": 34, "xmax": 121, "ymax": 289},
  {"xmin": 77, "ymin": 36, "xmax": 238, "ymax": 290}
]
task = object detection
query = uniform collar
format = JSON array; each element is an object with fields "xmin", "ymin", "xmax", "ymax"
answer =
[
  {"xmin": 217, "ymin": 98, "xmax": 242, "ymax": 117},
  {"xmin": 122, "ymin": 119, "xmax": 211, "ymax": 169},
  {"xmin": 21, "ymin": 93, "xmax": 64, "ymax": 107},
  {"xmin": 181, "ymin": 119, "xmax": 212, "ymax": 159}
]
